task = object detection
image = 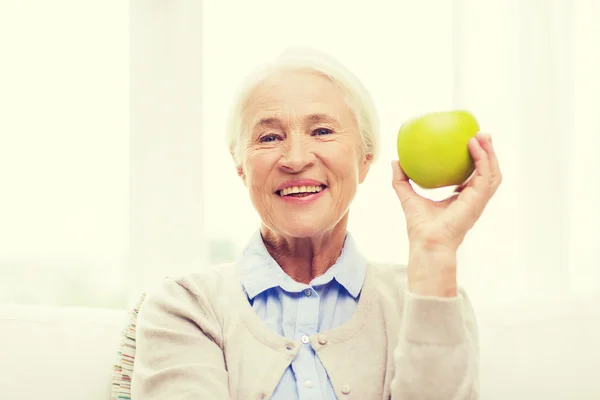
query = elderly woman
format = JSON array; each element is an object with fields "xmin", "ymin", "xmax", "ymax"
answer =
[{"xmin": 131, "ymin": 48, "xmax": 501, "ymax": 400}]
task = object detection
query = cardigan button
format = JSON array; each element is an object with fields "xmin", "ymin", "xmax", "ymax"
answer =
[
  {"xmin": 341, "ymin": 384, "xmax": 351, "ymax": 394},
  {"xmin": 318, "ymin": 334, "xmax": 328, "ymax": 345}
]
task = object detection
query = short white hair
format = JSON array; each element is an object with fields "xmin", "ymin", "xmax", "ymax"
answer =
[{"xmin": 226, "ymin": 46, "xmax": 380, "ymax": 166}]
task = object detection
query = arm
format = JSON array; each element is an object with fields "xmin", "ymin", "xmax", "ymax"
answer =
[
  {"xmin": 389, "ymin": 132, "xmax": 501, "ymax": 399},
  {"xmin": 390, "ymin": 287, "xmax": 479, "ymax": 399},
  {"xmin": 389, "ymin": 245, "xmax": 479, "ymax": 399},
  {"xmin": 131, "ymin": 278, "xmax": 230, "ymax": 399}
]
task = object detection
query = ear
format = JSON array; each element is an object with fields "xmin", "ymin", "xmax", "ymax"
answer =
[
  {"xmin": 237, "ymin": 164, "xmax": 247, "ymax": 186},
  {"xmin": 231, "ymin": 148, "xmax": 248, "ymax": 186},
  {"xmin": 358, "ymin": 153, "xmax": 373, "ymax": 184}
]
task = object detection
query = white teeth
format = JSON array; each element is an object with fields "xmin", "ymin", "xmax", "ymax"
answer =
[{"xmin": 280, "ymin": 185, "xmax": 324, "ymax": 196}]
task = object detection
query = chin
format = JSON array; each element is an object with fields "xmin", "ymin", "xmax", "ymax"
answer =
[
  {"xmin": 276, "ymin": 224, "xmax": 327, "ymax": 239},
  {"xmin": 271, "ymin": 215, "xmax": 334, "ymax": 239}
]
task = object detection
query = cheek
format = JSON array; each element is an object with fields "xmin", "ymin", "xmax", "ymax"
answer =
[
  {"xmin": 321, "ymin": 145, "xmax": 361, "ymax": 182},
  {"xmin": 245, "ymin": 151, "xmax": 270, "ymax": 178},
  {"xmin": 245, "ymin": 152, "xmax": 278, "ymax": 194}
]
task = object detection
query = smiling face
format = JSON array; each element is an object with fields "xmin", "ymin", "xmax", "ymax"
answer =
[{"xmin": 238, "ymin": 69, "xmax": 372, "ymax": 238}]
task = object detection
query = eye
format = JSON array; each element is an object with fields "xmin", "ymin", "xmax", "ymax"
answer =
[
  {"xmin": 313, "ymin": 127, "xmax": 333, "ymax": 136},
  {"xmin": 260, "ymin": 134, "xmax": 282, "ymax": 143}
]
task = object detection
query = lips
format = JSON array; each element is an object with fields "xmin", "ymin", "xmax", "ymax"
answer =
[{"xmin": 275, "ymin": 179, "xmax": 327, "ymax": 197}]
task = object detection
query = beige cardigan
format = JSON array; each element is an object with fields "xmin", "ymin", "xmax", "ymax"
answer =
[{"xmin": 131, "ymin": 262, "xmax": 479, "ymax": 399}]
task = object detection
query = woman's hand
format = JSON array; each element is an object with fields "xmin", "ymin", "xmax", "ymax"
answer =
[{"xmin": 392, "ymin": 132, "xmax": 502, "ymax": 296}]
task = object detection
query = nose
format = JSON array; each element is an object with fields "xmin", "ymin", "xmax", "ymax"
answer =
[{"xmin": 278, "ymin": 134, "xmax": 315, "ymax": 173}]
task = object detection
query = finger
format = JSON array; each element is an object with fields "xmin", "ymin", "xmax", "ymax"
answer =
[
  {"xmin": 476, "ymin": 133, "xmax": 502, "ymax": 189},
  {"xmin": 446, "ymin": 138, "xmax": 491, "ymax": 219},
  {"xmin": 391, "ymin": 160, "xmax": 418, "ymax": 204},
  {"xmin": 442, "ymin": 135, "xmax": 498, "ymax": 229},
  {"xmin": 466, "ymin": 136, "xmax": 491, "ymax": 192}
]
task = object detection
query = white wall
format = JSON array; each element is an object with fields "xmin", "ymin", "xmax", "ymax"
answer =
[
  {"xmin": 0, "ymin": 0, "xmax": 206, "ymax": 306},
  {"xmin": 479, "ymin": 311, "xmax": 600, "ymax": 399},
  {"xmin": 0, "ymin": 0, "xmax": 129, "ymax": 307},
  {"xmin": 128, "ymin": 0, "xmax": 205, "ymax": 300}
]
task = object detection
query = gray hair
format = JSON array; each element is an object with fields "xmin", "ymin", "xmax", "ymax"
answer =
[{"xmin": 226, "ymin": 47, "xmax": 380, "ymax": 166}]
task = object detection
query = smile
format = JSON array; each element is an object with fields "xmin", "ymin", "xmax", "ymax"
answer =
[{"xmin": 276, "ymin": 184, "xmax": 327, "ymax": 197}]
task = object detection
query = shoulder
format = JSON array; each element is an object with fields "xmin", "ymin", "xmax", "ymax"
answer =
[
  {"xmin": 168, "ymin": 262, "xmax": 240, "ymax": 298},
  {"xmin": 143, "ymin": 261, "xmax": 238, "ymax": 295},
  {"xmin": 140, "ymin": 262, "xmax": 241, "ymax": 322}
]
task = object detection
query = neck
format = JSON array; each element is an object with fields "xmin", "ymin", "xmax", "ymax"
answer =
[{"xmin": 260, "ymin": 215, "xmax": 349, "ymax": 284}]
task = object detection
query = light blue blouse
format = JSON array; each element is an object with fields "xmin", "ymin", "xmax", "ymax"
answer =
[{"xmin": 238, "ymin": 230, "xmax": 367, "ymax": 400}]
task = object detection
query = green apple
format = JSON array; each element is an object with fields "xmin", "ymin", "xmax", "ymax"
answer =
[{"xmin": 396, "ymin": 110, "xmax": 479, "ymax": 189}]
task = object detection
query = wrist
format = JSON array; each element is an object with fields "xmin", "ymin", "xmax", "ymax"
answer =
[
  {"xmin": 407, "ymin": 245, "xmax": 458, "ymax": 297},
  {"xmin": 409, "ymin": 236, "xmax": 460, "ymax": 254}
]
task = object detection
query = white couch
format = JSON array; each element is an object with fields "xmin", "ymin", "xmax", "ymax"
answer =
[
  {"xmin": 0, "ymin": 304, "xmax": 127, "ymax": 400},
  {"xmin": 1, "ymin": 301, "xmax": 600, "ymax": 399}
]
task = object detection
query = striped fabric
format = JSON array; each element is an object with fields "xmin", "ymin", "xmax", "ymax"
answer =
[{"xmin": 111, "ymin": 293, "xmax": 146, "ymax": 400}]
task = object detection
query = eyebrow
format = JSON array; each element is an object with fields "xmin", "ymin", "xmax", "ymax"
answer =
[
  {"xmin": 306, "ymin": 113, "xmax": 339, "ymax": 125},
  {"xmin": 252, "ymin": 113, "xmax": 340, "ymax": 131}
]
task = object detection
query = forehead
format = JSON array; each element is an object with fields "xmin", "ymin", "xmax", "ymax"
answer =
[{"xmin": 242, "ymin": 69, "xmax": 355, "ymax": 125}]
